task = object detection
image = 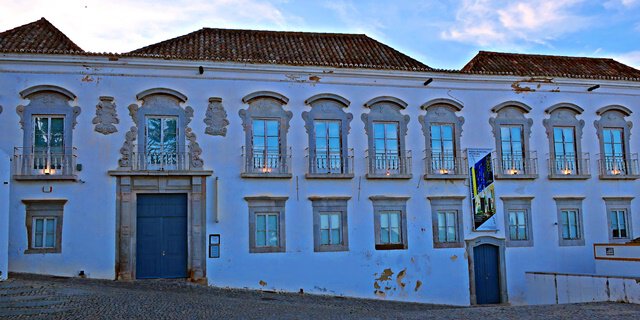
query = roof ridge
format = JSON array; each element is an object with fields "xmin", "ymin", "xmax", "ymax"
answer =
[
  {"xmin": 199, "ymin": 26, "xmax": 367, "ymax": 37},
  {"xmin": 478, "ymin": 50, "xmax": 615, "ymax": 61}
]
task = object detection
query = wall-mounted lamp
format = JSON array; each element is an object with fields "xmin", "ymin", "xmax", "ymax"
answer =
[
  {"xmin": 199, "ymin": 66, "xmax": 204, "ymax": 75},
  {"xmin": 587, "ymin": 84, "xmax": 600, "ymax": 92},
  {"xmin": 423, "ymin": 78, "xmax": 433, "ymax": 86}
]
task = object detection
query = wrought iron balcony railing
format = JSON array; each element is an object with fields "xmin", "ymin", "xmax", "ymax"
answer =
[
  {"xmin": 242, "ymin": 146, "xmax": 292, "ymax": 177},
  {"xmin": 305, "ymin": 148, "xmax": 354, "ymax": 177},
  {"xmin": 597, "ymin": 153, "xmax": 640, "ymax": 179},
  {"xmin": 492, "ymin": 151, "xmax": 538, "ymax": 178},
  {"xmin": 547, "ymin": 153, "xmax": 590, "ymax": 178},
  {"xmin": 365, "ymin": 149, "xmax": 412, "ymax": 178},
  {"xmin": 130, "ymin": 150, "xmax": 191, "ymax": 171},
  {"xmin": 13, "ymin": 147, "xmax": 77, "ymax": 179},
  {"xmin": 423, "ymin": 151, "xmax": 467, "ymax": 179}
]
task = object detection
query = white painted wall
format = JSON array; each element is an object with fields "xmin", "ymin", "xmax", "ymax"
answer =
[
  {"xmin": 526, "ymin": 272, "xmax": 640, "ymax": 304},
  {"xmin": 0, "ymin": 148, "xmax": 9, "ymax": 280},
  {"xmin": 0, "ymin": 55, "xmax": 639, "ymax": 305},
  {"xmin": 594, "ymin": 244, "xmax": 640, "ymax": 277}
]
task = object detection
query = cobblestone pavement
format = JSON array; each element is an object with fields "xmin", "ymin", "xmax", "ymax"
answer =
[{"xmin": 1, "ymin": 274, "xmax": 639, "ymax": 319}]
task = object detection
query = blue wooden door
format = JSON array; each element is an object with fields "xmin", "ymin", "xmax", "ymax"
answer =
[
  {"xmin": 136, "ymin": 194, "xmax": 188, "ymax": 279},
  {"xmin": 473, "ymin": 244, "xmax": 500, "ymax": 304}
]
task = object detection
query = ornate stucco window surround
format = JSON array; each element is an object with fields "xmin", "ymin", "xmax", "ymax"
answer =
[
  {"xmin": 428, "ymin": 196, "xmax": 465, "ymax": 249},
  {"xmin": 542, "ymin": 103, "xmax": 590, "ymax": 179},
  {"xmin": 361, "ymin": 96, "xmax": 412, "ymax": 179},
  {"xmin": 603, "ymin": 196, "xmax": 634, "ymax": 243},
  {"xmin": 419, "ymin": 98, "xmax": 466, "ymax": 180},
  {"xmin": 14, "ymin": 85, "xmax": 81, "ymax": 181},
  {"xmin": 594, "ymin": 105, "xmax": 639, "ymax": 180},
  {"xmin": 239, "ymin": 91, "xmax": 293, "ymax": 178},
  {"xmin": 489, "ymin": 101, "xmax": 538, "ymax": 180},
  {"xmin": 302, "ymin": 93, "xmax": 354, "ymax": 179},
  {"xmin": 116, "ymin": 88, "xmax": 204, "ymax": 172}
]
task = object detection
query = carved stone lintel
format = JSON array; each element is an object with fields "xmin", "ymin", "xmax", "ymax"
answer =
[
  {"xmin": 93, "ymin": 96, "xmax": 119, "ymax": 135},
  {"xmin": 204, "ymin": 97, "xmax": 229, "ymax": 136},
  {"xmin": 118, "ymin": 126, "xmax": 137, "ymax": 168}
]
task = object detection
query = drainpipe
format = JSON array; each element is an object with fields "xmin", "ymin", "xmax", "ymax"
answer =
[{"xmin": 214, "ymin": 176, "xmax": 219, "ymax": 223}]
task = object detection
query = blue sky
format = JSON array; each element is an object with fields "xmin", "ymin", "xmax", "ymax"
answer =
[{"xmin": 2, "ymin": 0, "xmax": 640, "ymax": 69}]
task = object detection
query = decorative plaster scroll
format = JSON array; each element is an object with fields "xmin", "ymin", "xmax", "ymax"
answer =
[
  {"xmin": 0, "ymin": 105, "xmax": 3, "ymax": 114},
  {"xmin": 185, "ymin": 106, "xmax": 194, "ymax": 126},
  {"xmin": 186, "ymin": 128, "xmax": 204, "ymax": 168},
  {"xmin": 16, "ymin": 105, "xmax": 24, "ymax": 128},
  {"xmin": 92, "ymin": 96, "xmax": 119, "ymax": 135},
  {"xmin": 128, "ymin": 104, "xmax": 139, "ymax": 125},
  {"xmin": 204, "ymin": 97, "xmax": 229, "ymax": 136},
  {"xmin": 118, "ymin": 126, "xmax": 137, "ymax": 167}
]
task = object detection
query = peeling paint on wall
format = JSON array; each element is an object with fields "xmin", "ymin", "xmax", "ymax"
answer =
[
  {"xmin": 259, "ymin": 280, "xmax": 267, "ymax": 287},
  {"xmin": 450, "ymin": 255, "xmax": 458, "ymax": 261},
  {"xmin": 415, "ymin": 280, "xmax": 422, "ymax": 292}
]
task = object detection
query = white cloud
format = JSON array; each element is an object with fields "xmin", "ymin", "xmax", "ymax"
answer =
[
  {"xmin": 610, "ymin": 50, "xmax": 640, "ymax": 68},
  {"xmin": 322, "ymin": 0, "xmax": 386, "ymax": 38},
  {"xmin": 604, "ymin": 0, "xmax": 639, "ymax": 9},
  {"xmin": 441, "ymin": 0, "xmax": 590, "ymax": 46},
  {"xmin": 0, "ymin": 0, "xmax": 297, "ymax": 53}
]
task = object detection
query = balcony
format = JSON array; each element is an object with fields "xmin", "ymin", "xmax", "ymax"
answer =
[
  {"xmin": 241, "ymin": 146, "xmax": 292, "ymax": 178},
  {"xmin": 305, "ymin": 148, "xmax": 354, "ymax": 179},
  {"xmin": 423, "ymin": 151, "xmax": 467, "ymax": 180},
  {"xmin": 12, "ymin": 147, "xmax": 78, "ymax": 181},
  {"xmin": 492, "ymin": 151, "xmax": 539, "ymax": 180},
  {"xmin": 365, "ymin": 150, "xmax": 412, "ymax": 179},
  {"xmin": 130, "ymin": 150, "xmax": 192, "ymax": 171},
  {"xmin": 597, "ymin": 153, "xmax": 640, "ymax": 180},
  {"xmin": 547, "ymin": 153, "xmax": 591, "ymax": 179}
]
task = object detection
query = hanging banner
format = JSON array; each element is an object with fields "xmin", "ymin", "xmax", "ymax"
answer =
[{"xmin": 468, "ymin": 148, "xmax": 497, "ymax": 230}]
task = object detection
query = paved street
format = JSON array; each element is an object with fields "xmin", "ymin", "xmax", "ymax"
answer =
[{"xmin": 1, "ymin": 273, "xmax": 639, "ymax": 319}]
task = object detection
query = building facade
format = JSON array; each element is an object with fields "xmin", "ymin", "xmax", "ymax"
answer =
[{"xmin": 1, "ymin": 18, "xmax": 639, "ymax": 306}]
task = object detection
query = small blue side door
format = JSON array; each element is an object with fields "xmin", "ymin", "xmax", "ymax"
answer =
[
  {"xmin": 136, "ymin": 194, "xmax": 188, "ymax": 279},
  {"xmin": 473, "ymin": 244, "xmax": 500, "ymax": 304}
]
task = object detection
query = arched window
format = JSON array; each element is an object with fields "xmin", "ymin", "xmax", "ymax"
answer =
[
  {"xmin": 239, "ymin": 91, "xmax": 292, "ymax": 178},
  {"xmin": 542, "ymin": 103, "xmax": 589, "ymax": 179},
  {"xmin": 15, "ymin": 85, "xmax": 80, "ymax": 180},
  {"xmin": 419, "ymin": 98, "xmax": 465, "ymax": 179},
  {"xmin": 489, "ymin": 101, "xmax": 537, "ymax": 179},
  {"xmin": 361, "ymin": 96, "xmax": 411, "ymax": 179},
  {"xmin": 302, "ymin": 93, "xmax": 353, "ymax": 178},
  {"xmin": 594, "ymin": 105, "xmax": 638, "ymax": 179}
]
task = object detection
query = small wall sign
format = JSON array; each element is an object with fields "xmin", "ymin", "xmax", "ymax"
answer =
[
  {"xmin": 209, "ymin": 234, "xmax": 220, "ymax": 258},
  {"xmin": 605, "ymin": 247, "xmax": 615, "ymax": 256}
]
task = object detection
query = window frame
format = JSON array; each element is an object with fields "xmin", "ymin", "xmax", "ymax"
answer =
[
  {"xmin": 370, "ymin": 196, "xmax": 409, "ymax": 250},
  {"xmin": 489, "ymin": 102, "xmax": 536, "ymax": 180},
  {"xmin": 501, "ymin": 196, "xmax": 534, "ymax": 247},
  {"xmin": 594, "ymin": 106, "xmax": 637, "ymax": 179},
  {"xmin": 554, "ymin": 197, "xmax": 585, "ymax": 246},
  {"xmin": 543, "ymin": 103, "xmax": 589, "ymax": 179},
  {"xmin": 310, "ymin": 196, "xmax": 350, "ymax": 252},
  {"xmin": 246, "ymin": 196, "xmax": 287, "ymax": 253},
  {"xmin": 23, "ymin": 199, "xmax": 66, "ymax": 254},
  {"xmin": 362, "ymin": 96, "xmax": 411, "ymax": 179},
  {"xmin": 428, "ymin": 196, "xmax": 465, "ymax": 248},
  {"xmin": 603, "ymin": 197, "xmax": 634, "ymax": 243},
  {"xmin": 302, "ymin": 94, "xmax": 353, "ymax": 179},
  {"xmin": 420, "ymin": 99, "xmax": 466, "ymax": 180},
  {"xmin": 240, "ymin": 91, "xmax": 293, "ymax": 178}
]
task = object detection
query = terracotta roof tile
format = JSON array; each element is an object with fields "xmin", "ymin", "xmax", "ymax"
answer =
[
  {"xmin": 461, "ymin": 51, "xmax": 640, "ymax": 81},
  {"xmin": 0, "ymin": 18, "xmax": 83, "ymax": 53},
  {"xmin": 127, "ymin": 28, "xmax": 431, "ymax": 71}
]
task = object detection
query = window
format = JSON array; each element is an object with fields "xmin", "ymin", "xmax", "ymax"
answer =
[
  {"xmin": 255, "ymin": 213, "xmax": 279, "ymax": 247},
  {"xmin": 489, "ymin": 102, "xmax": 536, "ymax": 178},
  {"xmin": 303, "ymin": 94, "xmax": 353, "ymax": 178},
  {"xmin": 508, "ymin": 210, "xmax": 527, "ymax": 240},
  {"xmin": 430, "ymin": 124, "xmax": 455, "ymax": 174},
  {"xmin": 609, "ymin": 210, "xmax": 628, "ymax": 239},
  {"xmin": 240, "ymin": 91, "xmax": 292, "ymax": 177},
  {"xmin": 362, "ymin": 97, "xmax": 411, "ymax": 178},
  {"xmin": 371, "ymin": 196, "xmax": 409, "ymax": 250},
  {"xmin": 594, "ymin": 106, "xmax": 638, "ymax": 179},
  {"xmin": 373, "ymin": 122, "xmax": 401, "ymax": 175},
  {"xmin": 560, "ymin": 210, "xmax": 580, "ymax": 240},
  {"xmin": 23, "ymin": 199, "xmax": 66, "ymax": 254},
  {"xmin": 420, "ymin": 99, "xmax": 465, "ymax": 179},
  {"xmin": 436, "ymin": 211, "xmax": 458, "ymax": 243},
  {"xmin": 145, "ymin": 116, "xmax": 178, "ymax": 169},
  {"xmin": 429, "ymin": 196, "xmax": 465, "ymax": 248},
  {"xmin": 246, "ymin": 196, "xmax": 287, "ymax": 253},
  {"xmin": 554, "ymin": 197, "xmax": 585, "ymax": 246},
  {"xmin": 310, "ymin": 197, "xmax": 349, "ymax": 252},
  {"xmin": 252, "ymin": 119, "xmax": 280, "ymax": 172},
  {"xmin": 32, "ymin": 217, "xmax": 56, "ymax": 248},
  {"xmin": 553, "ymin": 127, "xmax": 577, "ymax": 175},
  {"xmin": 15, "ymin": 85, "xmax": 80, "ymax": 179},
  {"xmin": 543, "ymin": 104, "xmax": 589, "ymax": 179},
  {"xmin": 314, "ymin": 120, "xmax": 342, "ymax": 174},
  {"xmin": 604, "ymin": 197, "xmax": 634, "ymax": 242},
  {"xmin": 33, "ymin": 116, "xmax": 65, "ymax": 174}
]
